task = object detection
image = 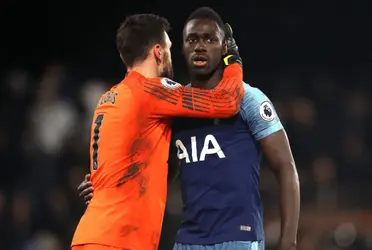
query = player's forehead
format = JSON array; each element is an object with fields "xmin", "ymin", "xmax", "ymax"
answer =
[
  {"xmin": 184, "ymin": 19, "xmax": 222, "ymax": 37},
  {"xmin": 164, "ymin": 31, "xmax": 172, "ymax": 48}
]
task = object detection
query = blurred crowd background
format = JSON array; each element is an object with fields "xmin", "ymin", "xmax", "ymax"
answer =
[{"xmin": 1, "ymin": 1, "xmax": 371, "ymax": 250}]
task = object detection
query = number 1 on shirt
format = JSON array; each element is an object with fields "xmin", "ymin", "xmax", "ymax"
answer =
[{"xmin": 92, "ymin": 114, "xmax": 104, "ymax": 170}]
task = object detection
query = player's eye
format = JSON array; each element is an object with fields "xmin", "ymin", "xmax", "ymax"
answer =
[
  {"xmin": 187, "ymin": 38, "xmax": 198, "ymax": 44},
  {"xmin": 207, "ymin": 38, "xmax": 217, "ymax": 43}
]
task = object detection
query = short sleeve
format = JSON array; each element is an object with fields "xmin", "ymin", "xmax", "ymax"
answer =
[{"xmin": 240, "ymin": 83, "xmax": 283, "ymax": 140}]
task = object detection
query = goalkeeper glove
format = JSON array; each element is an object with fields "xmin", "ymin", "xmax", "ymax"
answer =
[{"xmin": 222, "ymin": 23, "xmax": 243, "ymax": 67}]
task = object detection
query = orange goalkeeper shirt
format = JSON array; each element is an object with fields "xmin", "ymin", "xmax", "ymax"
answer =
[{"xmin": 71, "ymin": 64, "xmax": 244, "ymax": 250}]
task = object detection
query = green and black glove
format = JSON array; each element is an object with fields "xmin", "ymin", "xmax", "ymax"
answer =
[{"xmin": 222, "ymin": 23, "xmax": 243, "ymax": 67}]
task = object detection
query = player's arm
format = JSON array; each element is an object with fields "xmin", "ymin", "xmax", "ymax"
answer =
[
  {"xmin": 260, "ymin": 130, "xmax": 299, "ymax": 250},
  {"xmin": 144, "ymin": 63, "xmax": 244, "ymax": 118},
  {"xmin": 241, "ymin": 84, "xmax": 300, "ymax": 250}
]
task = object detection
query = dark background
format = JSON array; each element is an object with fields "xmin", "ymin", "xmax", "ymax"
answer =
[{"xmin": 1, "ymin": 0, "xmax": 371, "ymax": 249}]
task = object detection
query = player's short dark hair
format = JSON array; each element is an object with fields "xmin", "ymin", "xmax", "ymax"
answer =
[
  {"xmin": 116, "ymin": 14, "xmax": 171, "ymax": 68},
  {"xmin": 185, "ymin": 7, "xmax": 224, "ymax": 31}
]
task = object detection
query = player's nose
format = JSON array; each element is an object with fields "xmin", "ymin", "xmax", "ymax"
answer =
[{"xmin": 194, "ymin": 41, "xmax": 207, "ymax": 52}]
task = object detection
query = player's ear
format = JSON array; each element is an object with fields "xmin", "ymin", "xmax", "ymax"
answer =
[
  {"xmin": 153, "ymin": 44, "xmax": 163, "ymax": 64},
  {"xmin": 119, "ymin": 54, "xmax": 127, "ymax": 66},
  {"xmin": 222, "ymin": 42, "xmax": 228, "ymax": 55}
]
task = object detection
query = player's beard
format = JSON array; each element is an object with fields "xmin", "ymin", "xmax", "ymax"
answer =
[{"xmin": 160, "ymin": 51, "xmax": 174, "ymax": 79}]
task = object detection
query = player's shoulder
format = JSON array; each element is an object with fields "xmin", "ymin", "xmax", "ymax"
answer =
[
  {"xmin": 118, "ymin": 76, "xmax": 147, "ymax": 100},
  {"xmin": 96, "ymin": 81, "xmax": 135, "ymax": 108},
  {"xmin": 115, "ymin": 80, "xmax": 132, "ymax": 92},
  {"xmin": 158, "ymin": 77, "xmax": 183, "ymax": 90},
  {"xmin": 240, "ymin": 82, "xmax": 277, "ymax": 121},
  {"xmin": 240, "ymin": 82, "xmax": 283, "ymax": 138},
  {"xmin": 110, "ymin": 79, "xmax": 135, "ymax": 97},
  {"xmin": 241, "ymin": 82, "xmax": 270, "ymax": 107},
  {"xmin": 144, "ymin": 76, "xmax": 183, "ymax": 89}
]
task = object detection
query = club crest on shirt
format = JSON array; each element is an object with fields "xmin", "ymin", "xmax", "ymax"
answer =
[
  {"xmin": 259, "ymin": 101, "xmax": 275, "ymax": 122},
  {"xmin": 160, "ymin": 78, "xmax": 182, "ymax": 89}
]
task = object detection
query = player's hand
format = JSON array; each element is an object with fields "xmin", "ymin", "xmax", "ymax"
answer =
[
  {"xmin": 77, "ymin": 174, "xmax": 94, "ymax": 205},
  {"xmin": 222, "ymin": 23, "xmax": 243, "ymax": 67}
]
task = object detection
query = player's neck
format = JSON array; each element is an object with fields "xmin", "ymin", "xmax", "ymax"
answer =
[
  {"xmin": 129, "ymin": 61, "xmax": 158, "ymax": 78},
  {"xmin": 190, "ymin": 68, "xmax": 223, "ymax": 90}
]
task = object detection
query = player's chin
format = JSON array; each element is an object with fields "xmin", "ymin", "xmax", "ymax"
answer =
[
  {"xmin": 189, "ymin": 68, "xmax": 211, "ymax": 77},
  {"xmin": 189, "ymin": 64, "xmax": 211, "ymax": 75}
]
